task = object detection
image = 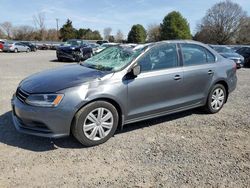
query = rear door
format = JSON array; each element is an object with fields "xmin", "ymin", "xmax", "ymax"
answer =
[
  {"xmin": 179, "ymin": 43, "xmax": 216, "ymax": 106},
  {"xmin": 15, "ymin": 43, "xmax": 24, "ymax": 51},
  {"xmin": 127, "ymin": 43, "xmax": 184, "ymax": 121}
]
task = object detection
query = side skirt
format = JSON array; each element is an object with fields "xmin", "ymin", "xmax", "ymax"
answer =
[{"xmin": 124, "ymin": 103, "xmax": 204, "ymax": 125}]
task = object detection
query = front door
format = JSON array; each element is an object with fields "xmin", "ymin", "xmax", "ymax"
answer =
[{"xmin": 126, "ymin": 43, "xmax": 184, "ymax": 122}]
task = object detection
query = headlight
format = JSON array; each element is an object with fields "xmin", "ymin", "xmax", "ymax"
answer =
[{"xmin": 25, "ymin": 94, "xmax": 64, "ymax": 107}]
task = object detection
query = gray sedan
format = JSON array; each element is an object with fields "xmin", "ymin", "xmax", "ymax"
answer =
[
  {"xmin": 3, "ymin": 41, "xmax": 30, "ymax": 52},
  {"xmin": 11, "ymin": 40, "xmax": 237, "ymax": 146}
]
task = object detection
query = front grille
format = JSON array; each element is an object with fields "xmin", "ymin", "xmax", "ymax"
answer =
[{"xmin": 16, "ymin": 88, "xmax": 29, "ymax": 103}]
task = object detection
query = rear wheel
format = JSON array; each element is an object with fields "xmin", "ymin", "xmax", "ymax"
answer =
[
  {"xmin": 72, "ymin": 101, "xmax": 119, "ymax": 146},
  {"xmin": 205, "ymin": 84, "xmax": 226, "ymax": 114},
  {"xmin": 14, "ymin": 48, "xmax": 18, "ymax": 53},
  {"xmin": 26, "ymin": 48, "xmax": 30, "ymax": 53}
]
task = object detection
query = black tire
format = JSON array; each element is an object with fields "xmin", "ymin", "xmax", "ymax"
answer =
[
  {"xmin": 72, "ymin": 101, "xmax": 119, "ymax": 147},
  {"xmin": 26, "ymin": 48, "xmax": 30, "ymax": 53},
  {"xmin": 204, "ymin": 84, "xmax": 227, "ymax": 114},
  {"xmin": 14, "ymin": 48, "xmax": 18, "ymax": 53},
  {"xmin": 89, "ymin": 52, "xmax": 93, "ymax": 58}
]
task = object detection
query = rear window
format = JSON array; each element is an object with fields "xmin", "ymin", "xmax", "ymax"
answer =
[{"xmin": 181, "ymin": 44, "xmax": 215, "ymax": 66}]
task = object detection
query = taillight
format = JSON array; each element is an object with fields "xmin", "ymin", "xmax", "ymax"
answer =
[{"xmin": 9, "ymin": 45, "xmax": 12, "ymax": 48}]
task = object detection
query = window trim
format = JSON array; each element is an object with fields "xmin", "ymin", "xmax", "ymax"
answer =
[
  {"xmin": 179, "ymin": 43, "xmax": 216, "ymax": 67},
  {"xmin": 136, "ymin": 43, "xmax": 181, "ymax": 73}
]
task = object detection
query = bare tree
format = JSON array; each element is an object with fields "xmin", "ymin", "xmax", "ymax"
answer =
[
  {"xmin": 196, "ymin": 0, "xmax": 247, "ymax": 44},
  {"xmin": 0, "ymin": 28, "xmax": 5, "ymax": 38},
  {"xmin": 147, "ymin": 23, "xmax": 160, "ymax": 42},
  {"xmin": 103, "ymin": 27, "xmax": 112, "ymax": 40},
  {"xmin": 115, "ymin": 30, "xmax": 124, "ymax": 42},
  {"xmin": 46, "ymin": 29, "xmax": 58, "ymax": 41},
  {"xmin": 33, "ymin": 12, "xmax": 46, "ymax": 40},
  {"xmin": 236, "ymin": 17, "xmax": 250, "ymax": 44},
  {"xmin": 0, "ymin": 22, "xmax": 13, "ymax": 39},
  {"xmin": 12, "ymin": 25, "xmax": 35, "ymax": 40}
]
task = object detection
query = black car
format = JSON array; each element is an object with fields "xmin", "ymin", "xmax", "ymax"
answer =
[
  {"xmin": 210, "ymin": 45, "xmax": 245, "ymax": 68},
  {"xmin": 20, "ymin": 42, "xmax": 37, "ymax": 51},
  {"xmin": 56, "ymin": 39, "xmax": 93, "ymax": 62},
  {"xmin": 96, "ymin": 40, "xmax": 109, "ymax": 45},
  {"xmin": 236, "ymin": 47, "xmax": 250, "ymax": 67}
]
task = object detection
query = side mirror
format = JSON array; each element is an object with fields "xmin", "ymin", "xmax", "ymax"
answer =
[{"xmin": 132, "ymin": 64, "xmax": 141, "ymax": 76}]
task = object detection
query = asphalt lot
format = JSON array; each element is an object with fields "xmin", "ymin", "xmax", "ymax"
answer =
[{"xmin": 0, "ymin": 51, "xmax": 249, "ymax": 187}]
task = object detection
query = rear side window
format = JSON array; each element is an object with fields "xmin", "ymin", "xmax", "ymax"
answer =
[
  {"xmin": 138, "ymin": 43, "xmax": 178, "ymax": 72},
  {"xmin": 180, "ymin": 44, "xmax": 215, "ymax": 66}
]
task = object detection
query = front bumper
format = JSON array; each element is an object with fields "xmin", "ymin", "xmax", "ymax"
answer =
[
  {"xmin": 11, "ymin": 94, "xmax": 77, "ymax": 138},
  {"xmin": 57, "ymin": 50, "xmax": 75, "ymax": 61}
]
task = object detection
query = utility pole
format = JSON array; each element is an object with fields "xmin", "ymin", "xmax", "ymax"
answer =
[{"xmin": 56, "ymin": 18, "xmax": 59, "ymax": 40}]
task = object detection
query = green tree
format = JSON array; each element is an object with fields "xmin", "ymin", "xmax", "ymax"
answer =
[
  {"xmin": 76, "ymin": 28, "xmax": 102, "ymax": 40},
  {"xmin": 160, "ymin": 11, "xmax": 191, "ymax": 40},
  {"xmin": 59, "ymin": 19, "xmax": 76, "ymax": 41},
  {"xmin": 127, "ymin": 24, "xmax": 147, "ymax": 43}
]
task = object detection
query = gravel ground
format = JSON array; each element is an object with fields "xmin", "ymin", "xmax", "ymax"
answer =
[{"xmin": 0, "ymin": 51, "xmax": 249, "ymax": 187}]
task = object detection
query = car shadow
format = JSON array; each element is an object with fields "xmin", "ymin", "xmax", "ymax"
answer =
[
  {"xmin": 117, "ymin": 108, "xmax": 205, "ymax": 134},
  {"xmin": 0, "ymin": 108, "xmax": 206, "ymax": 152}
]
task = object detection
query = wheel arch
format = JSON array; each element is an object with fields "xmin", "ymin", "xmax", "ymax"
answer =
[
  {"xmin": 70, "ymin": 97, "xmax": 124, "ymax": 133},
  {"xmin": 213, "ymin": 80, "xmax": 229, "ymax": 103}
]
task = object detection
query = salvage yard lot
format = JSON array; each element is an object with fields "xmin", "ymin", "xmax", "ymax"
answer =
[{"xmin": 0, "ymin": 51, "xmax": 249, "ymax": 187}]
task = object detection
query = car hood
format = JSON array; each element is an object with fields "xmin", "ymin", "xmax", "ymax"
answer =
[
  {"xmin": 20, "ymin": 64, "xmax": 110, "ymax": 93},
  {"xmin": 57, "ymin": 45, "xmax": 80, "ymax": 51},
  {"xmin": 220, "ymin": 52, "xmax": 242, "ymax": 59}
]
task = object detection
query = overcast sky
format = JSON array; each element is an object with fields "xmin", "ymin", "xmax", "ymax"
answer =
[{"xmin": 0, "ymin": 0, "xmax": 250, "ymax": 36}]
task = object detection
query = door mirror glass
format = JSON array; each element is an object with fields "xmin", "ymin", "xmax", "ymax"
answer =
[{"xmin": 132, "ymin": 64, "xmax": 141, "ymax": 76}]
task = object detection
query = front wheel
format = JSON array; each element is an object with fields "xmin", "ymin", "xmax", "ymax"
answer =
[
  {"xmin": 204, "ymin": 84, "xmax": 227, "ymax": 114},
  {"xmin": 26, "ymin": 48, "xmax": 30, "ymax": 53},
  {"xmin": 72, "ymin": 101, "xmax": 119, "ymax": 146}
]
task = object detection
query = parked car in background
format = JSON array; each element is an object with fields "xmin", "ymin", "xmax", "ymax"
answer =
[
  {"xmin": 231, "ymin": 46, "xmax": 243, "ymax": 52},
  {"xmin": 0, "ymin": 41, "xmax": 4, "ymax": 51},
  {"xmin": 3, "ymin": 41, "xmax": 30, "ymax": 52},
  {"xmin": 95, "ymin": 42, "xmax": 118, "ymax": 53},
  {"xmin": 12, "ymin": 40, "xmax": 237, "ymax": 146},
  {"xmin": 56, "ymin": 39, "xmax": 93, "ymax": 62},
  {"xmin": 236, "ymin": 47, "xmax": 250, "ymax": 68},
  {"xmin": 50, "ymin": 44, "xmax": 61, "ymax": 50},
  {"xmin": 37, "ymin": 44, "xmax": 50, "ymax": 50},
  {"xmin": 89, "ymin": 43, "xmax": 101, "ymax": 54},
  {"xmin": 96, "ymin": 40, "xmax": 109, "ymax": 45},
  {"xmin": 20, "ymin": 42, "xmax": 37, "ymax": 52},
  {"xmin": 210, "ymin": 45, "xmax": 244, "ymax": 68}
]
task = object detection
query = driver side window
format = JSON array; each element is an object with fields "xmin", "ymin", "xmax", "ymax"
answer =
[{"xmin": 138, "ymin": 43, "xmax": 178, "ymax": 72}]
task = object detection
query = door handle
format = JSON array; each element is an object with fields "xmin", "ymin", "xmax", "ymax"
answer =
[
  {"xmin": 208, "ymin": 70, "xmax": 214, "ymax": 75},
  {"xmin": 174, "ymin": 75, "xmax": 181, "ymax": 80}
]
